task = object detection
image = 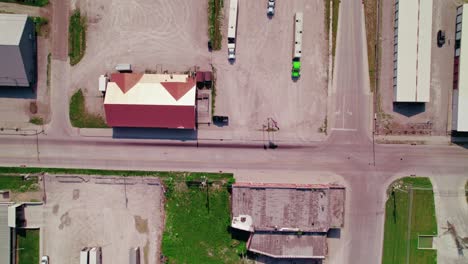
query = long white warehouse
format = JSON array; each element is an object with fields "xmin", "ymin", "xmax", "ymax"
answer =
[
  {"xmin": 393, "ymin": 0, "xmax": 433, "ymax": 102},
  {"xmin": 452, "ymin": 4, "xmax": 468, "ymax": 132}
]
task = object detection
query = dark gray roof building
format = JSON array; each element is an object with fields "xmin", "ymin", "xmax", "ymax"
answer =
[
  {"xmin": 0, "ymin": 14, "xmax": 36, "ymax": 87},
  {"xmin": 231, "ymin": 183, "xmax": 345, "ymax": 260}
]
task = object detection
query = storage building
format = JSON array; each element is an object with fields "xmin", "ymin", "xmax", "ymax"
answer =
[
  {"xmin": 452, "ymin": 4, "xmax": 468, "ymax": 132},
  {"xmin": 0, "ymin": 14, "xmax": 36, "ymax": 87},
  {"xmin": 104, "ymin": 73, "xmax": 196, "ymax": 129},
  {"xmin": 393, "ymin": 0, "xmax": 433, "ymax": 102}
]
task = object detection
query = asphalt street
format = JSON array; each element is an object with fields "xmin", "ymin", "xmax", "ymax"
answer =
[{"xmin": 0, "ymin": 0, "xmax": 467, "ymax": 264}]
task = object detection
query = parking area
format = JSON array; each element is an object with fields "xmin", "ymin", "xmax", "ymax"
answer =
[
  {"xmin": 377, "ymin": 0, "xmax": 458, "ymax": 136},
  {"xmin": 70, "ymin": 0, "xmax": 212, "ymax": 114},
  {"xmin": 42, "ymin": 175, "xmax": 164, "ymax": 264},
  {"xmin": 209, "ymin": 0, "xmax": 329, "ymax": 141}
]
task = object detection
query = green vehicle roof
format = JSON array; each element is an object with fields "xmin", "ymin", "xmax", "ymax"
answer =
[
  {"xmin": 292, "ymin": 61, "xmax": 301, "ymax": 69},
  {"xmin": 292, "ymin": 70, "xmax": 300, "ymax": 77}
]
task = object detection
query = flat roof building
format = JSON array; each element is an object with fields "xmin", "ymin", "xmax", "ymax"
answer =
[
  {"xmin": 0, "ymin": 203, "xmax": 12, "ymax": 264},
  {"xmin": 104, "ymin": 73, "xmax": 196, "ymax": 129},
  {"xmin": 231, "ymin": 183, "xmax": 345, "ymax": 260},
  {"xmin": 393, "ymin": 0, "xmax": 433, "ymax": 102},
  {"xmin": 0, "ymin": 14, "xmax": 36, "ymax": 87},
  {"xmin": 452, "ymin": 4, "xmax": 468, "ymax": 132}
]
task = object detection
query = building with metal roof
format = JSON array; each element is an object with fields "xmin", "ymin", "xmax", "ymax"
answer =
[
  {"xmin": 231, "ymin": 183, "xmax": 345, "ymax": 260},
  {"xmin": 393, "ymin": 0, "xmax": 433, "ymax": 102},
  {"xmin": 453, "ymin": 4, "xmax": 468, "ymax": 132},
  {"xmin": 0, "ymin": 14, "xmax": 36, "ymax": 87},
  {"xmin": 0, "ymin": 203, "xmax": 12, "ymax": 264},
  {"xmin": 104, "ymin": 73, "xmax": 196, "ymax": 129}
]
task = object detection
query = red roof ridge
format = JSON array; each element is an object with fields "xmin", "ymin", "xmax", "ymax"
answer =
[
  {"xmin": 110, "ymin": 73, "xmax": 144, "ymax": 94},
  {"xmin": 161, "ymin": 77, "xmax": 195, "ymax": 101}
]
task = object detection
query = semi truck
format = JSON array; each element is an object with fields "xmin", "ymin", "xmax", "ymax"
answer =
[
  {"xmin": 89, "ymin": 247, "xmax": 102, "ymax": 264},
  {"xmin": 227, "ymin": 0, "xmax": 239, "ymax": 61},
  {"xmin": 292, "ymin": 12, "xmax": 303, "ymax": 78},
  {"xmin": 80, "ymin": 248, "xmax": 90, "ymax": 264}
]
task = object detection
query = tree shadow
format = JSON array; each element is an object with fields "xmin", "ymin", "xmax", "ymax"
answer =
[
  {"xmin": 112, "ymin": 127, "xmax": 198, "ymax": 141},
  {"xmin": 393, "ymin": 102, "xmax": 425, "ymax": 117}
]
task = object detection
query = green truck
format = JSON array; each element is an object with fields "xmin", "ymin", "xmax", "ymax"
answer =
[{"xmin": 292, "ymin": 12, "xmax": 303, "ymax": 79}]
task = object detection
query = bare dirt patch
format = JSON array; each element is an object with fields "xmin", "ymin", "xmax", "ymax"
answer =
[{"xmin": 42, "ymin": 175, "xmax": 163, "ymax": 264}]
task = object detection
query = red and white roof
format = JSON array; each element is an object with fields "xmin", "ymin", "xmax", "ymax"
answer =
[{"xmin": 104, "ymin": 73, "xmax": 196, "ymax": 129}]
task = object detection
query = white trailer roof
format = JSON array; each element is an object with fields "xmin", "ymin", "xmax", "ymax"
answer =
[
  {"xmin": 227, "ymin": 0, "xmax": 238, "ymax": 39},
  {"xmin": 454, "ymin": 4, "xmax": 468, "ymax": 131},
  {"xmin": 394, "ymin": 0, "xmax": 432, "ymax": 102},
  {"xmin": 294, "ymin": 12, "xmax": 303, "ymax": 58}
]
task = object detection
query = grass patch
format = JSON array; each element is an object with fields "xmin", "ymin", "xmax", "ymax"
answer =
[
  {"xmin": 17, "ymin": 229, "xmax": 40, "ymax": 264},
  {"xmin": 324, "ymin": 0, "xmax": 340, "ymax": 57},
  {"xmin": 211, "ymin": 65, "xmax": 217, "ymax": 116},
  {"xmin": 0, "ymin": 166, "xmax": 234, "ymax": 183},
  {"xmin": 0, "ymin": 0, "xmax": 48, "ymax": 7},
  {"xmin": 29, "ymin": 116, "xmax": 43, "ymax": 125},
  {"xmin": 363, "ymin": 0, "xmax": 378, "ymax": 93},
  {"xmin": 418, "ymin": 236, "xmax": 433, "ymax": 249},
  {"xmin": 208, "ymin": 0, "xmax": 223, "ymax": 50},
  {"xmin": 31, "ymin": 16, "xmax": 48, "ymax": 36},
  {"xmin": 382, "ymin": 177, "xmax": 437, "ymax": 264},
  {"xmin": 46, "ymin": 52, "xmax": 51, "ymax": 90},
  {"xmin": 0, "ymin": 175, "xmax": 38, "ymax": 192},
  {"xmin": 68, "ymin": 9, "xmax": 86, "ymax": 65},
  {"xmin": 162, "ymin": 175, "xmax": 246, "ymax": 263},
  {"xmin": 69, "ymin": 89, "xmax": 108, "ymax": 128}
]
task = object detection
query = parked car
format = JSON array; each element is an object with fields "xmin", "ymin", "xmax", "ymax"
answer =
[
  {"xmin": 213, "ymin": 116, "xmax": 229, "ymax": 126},
  {"xmin": 41, "ymin": 256, "xmax": 49, "ymax": 264},
  {"xmin": 267, "ymin": 0, "xmax": 275, "ymax": 17},
  {"xmin": 204, "ymin": 71, "xmax": 212, "ymax": 89},
  {"xmin": 437, "ymin": 30, "xmax": 446, "ymax": 47}
]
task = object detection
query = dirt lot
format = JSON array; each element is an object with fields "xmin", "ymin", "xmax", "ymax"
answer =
[
  {"xmin": 41, "ymin": 175, "xmax": 163, "ymax": 264},
  {"xmin": 209, "ymin": 0, "xmax": 329, "ymax": 141},
  {"xmin": 377, "ymin": 0, "xmax": 458, "ymax": 136},
  {"xmin": 71, "ymin": 0, "xmax": 328, "ymax": 142},
  {"xmin": 70, "ymin": 0, "xmax": 212, "ymax": 115}
]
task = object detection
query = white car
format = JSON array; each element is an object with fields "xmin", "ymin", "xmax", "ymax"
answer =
[
  {"xmin": 267, "ymin": 0, "xmax": 275, "ymax": 16},
  {"xmin": 41, "ymin": 256, "xmax": 49, "ymax": 264}
]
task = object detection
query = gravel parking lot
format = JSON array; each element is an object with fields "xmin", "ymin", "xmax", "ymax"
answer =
[
  {"xmin": 210, "ymin": 0, "xmax": 329, "ymax": 141},
  {"xmin": 42, "ymin": 175, "xmax": 163, "ymax": 264},
  {"xmin": 377, "ymin": 0, "xmax": 457, "ymax": 136},
  {"xmin": 71, "ymin": 0, "xmax": 212, "ymax": 114}
]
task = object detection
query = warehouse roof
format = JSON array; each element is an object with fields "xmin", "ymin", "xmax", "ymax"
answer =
[
  {"xmin": 104, "ymin": 73, "xmax": 196, "ymax": 106},
  {"xmin": 248, "ymin": 233, "xmax": 327, "ymax": 259},
  {"xmin": 231, "ymin": 183, "xmax": 345, "ymax": 232},
  {"xmin": 0, "ymin": 14, "xmax": 27, "ymax": 46},
  {"xmin": 394, "ymin": 0, "xmax": 433, "ymax": 102},
  {"xmin": 104, "ymin": 73, "xmax": 196, "ymax": 129},
  {"xmin": 454, "ymin": 4, "xmax": 468, "ymax": 131},
  {"xmin": 0, "ymin": 203, "xmax": 12, "ymax": 264}
]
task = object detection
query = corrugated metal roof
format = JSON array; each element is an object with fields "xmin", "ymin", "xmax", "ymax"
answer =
[
  {"xmin": 0, "ymin": 14, "xmax": 27, "ymax": 46},
  {"xmin": 0, "ymin": 204, "xmax": 12, "ymax": 264},
  {"xmin": 455, "ymin": 4, "xmax": 468, "ymax": 131},
  {"xmin": 394, "ymin": 0, "xmax": 432, "ymax": 102}
]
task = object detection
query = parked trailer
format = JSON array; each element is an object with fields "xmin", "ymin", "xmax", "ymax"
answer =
[
  {"xmin": 80, "ymin": 247, "xmax": 90, "ymax": 264},
  {"xmin": 227, "ymin": 0, "xmax": 239, "ymax": 60},
  {"xmin": 129, "ymin": 247, "xmax": 140, "ymax": 264},
  {"xmin": 115, "ymin": 64, "xmax": 132, "ymax": 72},
  {"xmin": 292, "ymin": 12, "xmax": 303, "ymax": 78},
  {"xmin": 89, "ymin": 247, "xmax": 102, "ymax": 264},
  {"xmin": 99, "ymin": 75, "xmax": 108, "ymax": 93}
]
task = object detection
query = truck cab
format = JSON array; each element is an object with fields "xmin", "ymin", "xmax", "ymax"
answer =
[
  {"xmin": 267, "ymin": 0, "xmax": 275, "ymax": 17},
  {"xmin": 292, "ymin": 58, "xmax": 301, "ymax": 78}
]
